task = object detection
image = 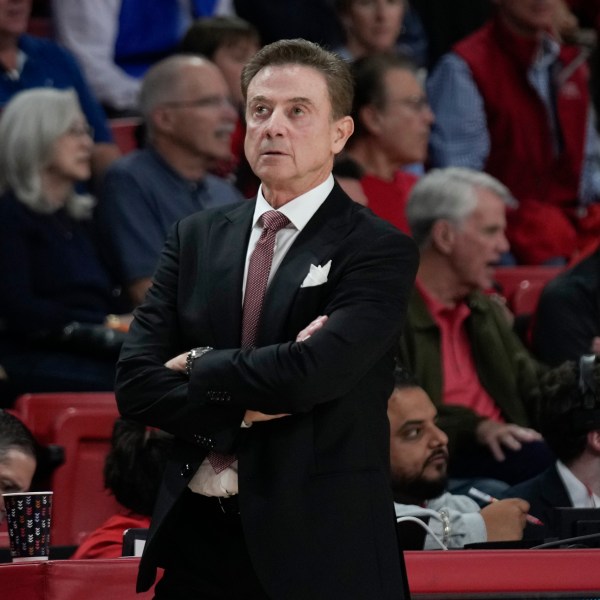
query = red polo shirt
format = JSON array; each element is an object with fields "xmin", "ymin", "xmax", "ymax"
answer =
[{"xmin": 416, "ymin": 280, "xmax": 503, "ymax": 422}]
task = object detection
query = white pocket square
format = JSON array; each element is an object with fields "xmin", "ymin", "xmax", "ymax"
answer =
[{"xmin": 300, "ymin": 260, "xmax": 331, "ymax": 288}]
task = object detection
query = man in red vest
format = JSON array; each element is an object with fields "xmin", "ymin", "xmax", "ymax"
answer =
[{"xmin": 427, "ymin": 0, "xmax": 600, "ymax": 265}]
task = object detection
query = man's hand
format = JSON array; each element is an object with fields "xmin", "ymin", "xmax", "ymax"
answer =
[
  {"xmin": 480, "ymin": 498, "xmax": 529, "ymax": 541},
  {"xmin": 476, "ymin": 419, "xmax": 542, "ymax": 462},
  {"xmin": 164, "ymin": 352, "xmax": 188, "ymax": 372},
  {"xmin": 296, "ymin": 315, "xmax": 328, "ymax": 342},
  {"xmin": 243, "ymin": 409, "xmax": 290, "ymax": 425}
]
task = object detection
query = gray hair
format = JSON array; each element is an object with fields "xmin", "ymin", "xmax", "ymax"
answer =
[
  {"xmin": 0, "ymin": 88, "xmax": 94, "ymax": 218},
  {"xmin": 406, "ymin": 167, "xmax": 516, "ymax": 248},
  {"xmin": 138, "ymin": 54, "xmax": 209, "ymax": 136}
]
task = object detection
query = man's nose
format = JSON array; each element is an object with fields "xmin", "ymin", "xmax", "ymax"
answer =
[
  {"xmin": 497, "ymin": 231, "xmax": 510, "ymax": 253},
  {"xmin": 432, "ymin": 425, "xmax": 449, "ymax": 447},
  {"xmin": 222, "ymin": 99, "xmax": 238, "ymax": 122},
  {"xmin": 264, "ymin": 108, "xmax": 287, "ymax": 137}
]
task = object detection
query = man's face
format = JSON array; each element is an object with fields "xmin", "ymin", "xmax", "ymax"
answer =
[
  {"xmin": 159, "ymin": 61, "xmax": 238, "ymax": 163},
  {"xmin": 497, "ymin": 0, "xmax": 558, "ymax": 36},
  {"xmin": 212, "ymin": 38, "xmax": 260, "ymax": 110},
  {"xmin": 448, "ymin": 188, "xmax": 510, "ymax": 293},
  {"xmin": 0, "ymin": 0, "xmax": 30, "ymax": 38},
  {"xmin": 341, "ymin": 0, "xmax": 405, "ymax": 55},
  {"xmin": 388, "ymin": 386, "xmax": 449, "ymax": 504},
  {"xmin": 371, "ymin": 68, "xmax": 434, "ymax": 166},
  {"xmin": 0, "ymin": 449, "xmax": 36, "ymax": 522},
  {"xmin": 244, "ymin": 64, "xmax": 353, "ymax": 202}
]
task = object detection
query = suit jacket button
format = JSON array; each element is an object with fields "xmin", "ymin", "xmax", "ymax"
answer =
[{"xmin": 181, "ymin": 463, "xmax": 192, "ymax": 477}]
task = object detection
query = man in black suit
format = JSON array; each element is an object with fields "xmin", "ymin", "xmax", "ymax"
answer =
[
  {"xmin": 506, "ymin": 356, "xmax": 600, "ymax": 540},
  {"xmin": 116, "ymin": 39, "xmax": 418, "ymax": 599}
]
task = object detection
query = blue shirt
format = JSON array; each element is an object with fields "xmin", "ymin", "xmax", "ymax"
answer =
[
  {"xmin": 427, "ymin": 40, "xmax": 600, "ymax": 206},
  {"xmin": 0, "ymin": 35, "xmax": 112, "ymax": 143},
  {"xmin": 98, "ymin": 147, "xmax": 244, "ymax": 283}
]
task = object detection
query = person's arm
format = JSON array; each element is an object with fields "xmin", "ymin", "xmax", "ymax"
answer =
[
  {"xmin": 51, "ymin": 0, "xmax": 140, "ymax": 111},
  {"xmin": 426, "ymin": 53, "xmax": 490, "ymax": 169},
  {"xmin": 395, "ymin": 494, "xmax": 487, "ymax": 549},
  {"xmin": 116, "ymin": 216, "xmax": 419, "ymax": 446}
]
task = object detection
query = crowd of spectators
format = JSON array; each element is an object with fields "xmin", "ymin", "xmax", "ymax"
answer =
[{"xmin": 2, "ymin": 0, "xmax": 600, "ymax": 565}]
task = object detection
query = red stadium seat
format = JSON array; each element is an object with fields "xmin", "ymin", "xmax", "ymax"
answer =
[
  {"xmin": 493, "ymin": 266, "xmax": 563, "ymax": 312},
  {"xmin": 10, "ymin": 392, "xmax": 118, "ymax": 445},
  {"xmin": 49, "ymin": 408, "xmax": 120, "ymax": 546}
]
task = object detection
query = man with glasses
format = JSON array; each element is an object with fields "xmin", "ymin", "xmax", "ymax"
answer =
[
  {"xmin": 97, "ymin": 55, "xmax": 243, "ymax": 306},
  {"xmin": 335, "ymin": 53, "xmax": 434, "ymax": 233}
]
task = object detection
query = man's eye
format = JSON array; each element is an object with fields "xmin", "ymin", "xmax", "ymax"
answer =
[
  {"xmin": 403, "ymin": 428, "xmax": 421, "ymax": 440},
  {"xmin": 292, "ymin": 106, "xmax": 304, "ymax": 115}
]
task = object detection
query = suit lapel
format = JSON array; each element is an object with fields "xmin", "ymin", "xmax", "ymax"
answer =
[
  {"xmin": 258, "ymin": 186, "xmax": 355, "ymax": 344},
  {"xmin": 207, "ymin": 201, "xmax": 255, "ymax": 348}
]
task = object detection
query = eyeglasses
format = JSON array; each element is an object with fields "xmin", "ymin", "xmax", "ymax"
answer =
[
  {"xmin": 162, "ymin": 96, "xmax": 234, "ymax": 110},
  {"xmin": 387, "ymin": 96, "xmax": 431, "ymax": 113},
  {"xmin": 66, "ymin": 124, "xmax": 94, "ymax": 138}
]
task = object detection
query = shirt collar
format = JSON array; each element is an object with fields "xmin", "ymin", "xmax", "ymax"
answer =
[
  {"xmin": 415, "ymin": 278, "xmax": 471, "ymax": 324},
  {"xmin": 253, "ymin": 174, "xmax": 334, "ymax": 232},
  {"xmin": 556, "ymin": 460, "xmax": 600, "ymax": 508}
]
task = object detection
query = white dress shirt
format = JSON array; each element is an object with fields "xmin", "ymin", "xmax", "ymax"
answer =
[
  {"xmin": 188, "ymin": 175, "xmax": 335, "ymax": 497},
  {"xmin": 556, "ymin": 460, "xmax": 600, "ymax": 508}
]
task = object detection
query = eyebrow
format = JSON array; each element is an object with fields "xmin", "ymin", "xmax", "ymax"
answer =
[
  {"xmin": 249, "ymin": 95, "xmax": 315, "ymax": 106},
  {"xmin": 400, "ymin": 420, "xmax": 424, "ymax": 429}
]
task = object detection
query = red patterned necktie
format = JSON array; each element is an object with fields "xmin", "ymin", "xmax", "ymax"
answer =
[{"xmin": 208, "ymin": 210, "xmax": 290, "ymax": 473}]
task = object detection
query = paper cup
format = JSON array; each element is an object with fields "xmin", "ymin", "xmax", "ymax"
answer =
[{"xmin": 2, "ymin": 491, "xmax": 52, "ymax": 562}]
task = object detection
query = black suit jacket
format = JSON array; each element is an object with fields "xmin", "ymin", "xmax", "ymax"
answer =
[
  {"xmin": 116, "ymin": 185, "xmax": 419, "ymax": 599},
  {"xmin": 505, "ymin": 463, "xmax": 572, "ymax": 540}
]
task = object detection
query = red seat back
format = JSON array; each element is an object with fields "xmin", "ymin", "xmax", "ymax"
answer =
[
  {"xmin": 493, "ymin": 266, "xmax": 562, "ymax": 312},
  {"xmin": 49, "ymin": 408, "xmax": 120, "ymax": 546},
  {"xmin": 11, "ymin": 392, "xmax": 118, "ymax": 445}
]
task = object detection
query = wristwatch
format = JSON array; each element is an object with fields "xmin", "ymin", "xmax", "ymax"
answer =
[{"xmin": 185, "ymin": 346, "xmax": 213, "ymax": 377}]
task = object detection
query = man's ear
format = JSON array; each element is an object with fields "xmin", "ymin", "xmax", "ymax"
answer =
[
  {"xmin": 332, "ymin": 115, "xmax": 355, "ymax": 154},
  {"xmin": 358, "ymin": 104, "xmax": 384, "ymax": 136},
  {"xmin": 430, "ymin": 219, "xmax": 456, "ymax": 255},
  {"xmin": 587, "ymin": 430, "xmax": 600, "ymax": 453},
  {"xmin": 151, "ymin": 106, "xmax": 173, "ymax": 135}
]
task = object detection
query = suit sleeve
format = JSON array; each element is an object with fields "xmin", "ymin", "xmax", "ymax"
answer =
[{"xmin": 116, "ymin": 216, "xmax": 419, "ymax": 447}]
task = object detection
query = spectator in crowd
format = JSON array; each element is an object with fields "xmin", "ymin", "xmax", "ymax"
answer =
[
  {"xmin": 51, "ymin": 0, "xmax": 233, "ymax": 115},
  {"xmin": 0, "ymin": 89, "xmax": 131, "ymax": 404},
  {"xmin": 333, "ymin": 0, "xmax": 406, "ymax": 61},
  {"xmin": 97, "ymin": 55, "xmax": 243, "ymax": 307},
  {"xmin": 531, "ymin": 246, "xmax": 599, "ymax": 367},
  {"xmin": 335, "ymin": 53, "xmax": 434, "ymax": 233},
  {"xmin": 389, "ymin": 368, "xmax": 529, "ymax": 549},
  {"xmin": 398, "ymin": 167, "xmax": 553, "ymax": 485},
  {"xmin": 72, "ymin": 419, "xmax": 172, "ymax": 559},
  {"xmin": 181, "ymin": 16, "xmax": 260, "ymax": 113},
  {"xmin": 0, "ymin": 410, "xmax": 37, "ymax": 522},
  {"xmin": 427, "ymin": 0, "xmax": 600, "ymax": 265},
  {"xmin": 505, "ymin": 356, "xmax": 600, "ymax": 539},
  {"xmin": 180, "ymin": 15, "xmax": 261, "ymax": 196},
  {"xmin": 0, "ymin": 0, "xmax": 119, "ymax": 176}
]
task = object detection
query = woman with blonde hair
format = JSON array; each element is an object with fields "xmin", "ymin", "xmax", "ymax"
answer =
[{"xmin": 0, "ymin": 88, "xmax": 131, "ymax": 405}]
